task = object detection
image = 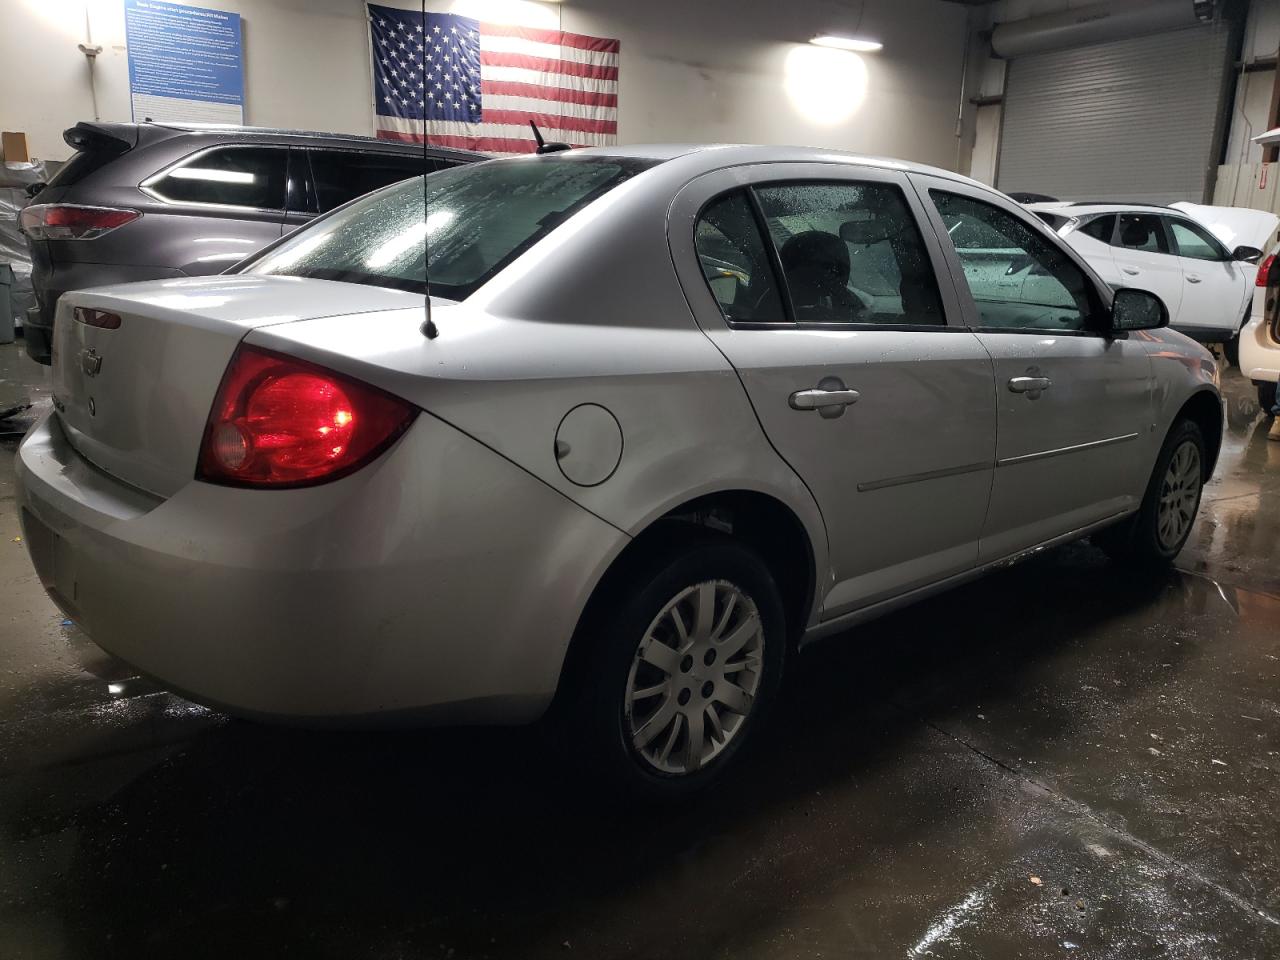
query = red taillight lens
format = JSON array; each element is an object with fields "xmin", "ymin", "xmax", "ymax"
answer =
[
  {"xmin": 73, "ymin": 307, "xmax": 122, "ymax": 329},
  {"xmin": 197, "ymin": 345, "xmax": 416, "ymax": 488},
  {"xmin": 1257, "ymin": 254, "xmax": 1276, "ymax": 287},
  {"xmin": 18, "ymin": 204, "xmax": 140, "ymax": 241}
]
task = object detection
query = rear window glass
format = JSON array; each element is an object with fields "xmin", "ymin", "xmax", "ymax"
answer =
[
  {"xmin": 1079, "ymin": 215, "xmax": 1115, "ymax": 242},
  {"xmin": 245, "ymin": 156, "xmax": 655, "ymax": 299},
  {"xmin": 1033, "ymin": 212, "xmax": 1068, "ymax": 231},
  {"xmin": 147, "ymin": 147, "xmax": 288, "ymax": 209},
  {"xmin": 308, "ymin": 150, "xmax": 439, "ymax": 214},
  {"xmin": 46, "ymin": 148, "xmax": 126, "ymax": 189}
]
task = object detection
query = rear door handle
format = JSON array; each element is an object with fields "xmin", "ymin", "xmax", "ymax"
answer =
[
  {"xmin": 790, "ymin": 379, "xmax": 860, "ymax": 419},
  {"xmin": 1008, "ymin": 376, "xmax": 1052, "ymax": 394},
  {"xmin": 1122, "ymin": 267, "xmax": 1140, "ymax": 276},
  {"xmin": 1186, "ymin": 275, "xmax": 1202, "ymax": 284}
]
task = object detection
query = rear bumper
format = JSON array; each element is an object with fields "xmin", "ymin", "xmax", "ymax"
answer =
[
  {"xmin": 15, "ymin": 410, "xmax": 626, "ymax": 724},
  {"xmin": 1239, "ymin": 316, "xmax": 1280, "ymax": 383}
]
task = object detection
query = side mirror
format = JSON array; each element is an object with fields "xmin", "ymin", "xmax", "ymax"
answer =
[
  {"xmin": 1232, "ymin": 245, "xmax": 1264, "ymax": 264},
  {"xmin": 1111, "ymin": 288, "xmax": 1168, "ymax": 332}
]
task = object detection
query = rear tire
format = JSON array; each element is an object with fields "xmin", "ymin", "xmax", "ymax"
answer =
[
  {"xmin": 563, "ymin": 536, "xmax": 786, "ymax": 801},
  {"xmin": 1223, "ymin": 335, "xmax": 1240, "ymax": 369},
  {"xmin": 1259, "ymin": 381, "xmax": 1278, "ymax": 415},
  {"xmin": 1096, "ymin": 419, "xmax": 1205, "ymax": 566}
]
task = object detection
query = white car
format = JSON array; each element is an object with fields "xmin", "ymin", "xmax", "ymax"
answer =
[
  {"xmin": 1025, "ymin": 201, "xmax": 1266, "ymax": 358},
  {"xmin": 1240, "ymin": 243, "xmax": 1279, "ymax": 412}
]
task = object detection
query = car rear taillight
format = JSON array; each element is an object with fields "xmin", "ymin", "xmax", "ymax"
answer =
[
  {"xmin": 197, "ymin": 345, "xmax": 416, "ymax": 488},
  {"xmin": 18, "ymin": 204, "xmax": 140, "ymax": 241},
  {"xmin": 1257, "ymin": 254, "xmax": 1276, "ymax": 287}
]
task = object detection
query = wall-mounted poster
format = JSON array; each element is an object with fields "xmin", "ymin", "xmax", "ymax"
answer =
[{"xmin": 125, "ymin": 0, "xmax": 245, "ymax": 124}]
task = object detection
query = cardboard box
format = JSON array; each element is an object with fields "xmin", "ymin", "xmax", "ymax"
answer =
[{"xmin": 1, "ymin": 132, "xmax": 31, "ymax": 164}]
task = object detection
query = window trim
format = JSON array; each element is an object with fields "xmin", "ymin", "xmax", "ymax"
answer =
[
  {"xmin": 921, "ymin": 182, "xmax": 1111, "ymax": 337},
  {"xmin": 696, "ymin": 178, "xmax": 955, "ymax": 332},
  {"xmin": 140, "ymin": 143, "xmax": 292, "ymax": 214}
]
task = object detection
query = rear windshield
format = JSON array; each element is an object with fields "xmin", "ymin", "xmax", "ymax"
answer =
[
  {"xmin": 1032, "ymin": 211, "xmax": 1068, "ymax": 231},
  {"xmin": 244, "ymin": 155, "xmax": 656, "ymax": 300},
  {"xmin": 46, "ymin": 148, "xmax": 127, "ymax": 189}
]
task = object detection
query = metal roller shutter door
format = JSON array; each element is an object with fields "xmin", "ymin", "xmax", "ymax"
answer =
[{"xmin": 997, "ymin": 25, "xmax": 1232, "ymax": 204}]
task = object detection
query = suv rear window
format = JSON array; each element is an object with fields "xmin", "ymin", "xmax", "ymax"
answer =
[
  {"xmin": 146, "ymin": 146, "xmax": 288, "ymax": 209},
  {"xmin": 245, "ymin": 156, "xmax": 656, "ymax": 299},
  {"xmin": 308, "ymin": 150, "xmax": 443, "ymax": 214},
  {"xmin": 1033, "ymin": 212, "xmax": 1068, "ymax": 231}
]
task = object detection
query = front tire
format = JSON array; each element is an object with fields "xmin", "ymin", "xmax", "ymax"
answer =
[
  {"xmin": 1097, "ymin": 419, "xmax": 1205, "ymax": 566},
  {"xmin": 566, "ymin": 537, "xmax": 786, "ymax": 800}
]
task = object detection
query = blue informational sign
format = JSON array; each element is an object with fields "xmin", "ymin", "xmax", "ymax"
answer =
[{"xmin": 124, "ymin": 0, "xmax": 245, "ymax": 124}]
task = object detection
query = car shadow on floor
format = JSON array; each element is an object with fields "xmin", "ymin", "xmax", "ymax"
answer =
[{"xmin": 54, "ymin": 543, "xmax": 1203, "ymax": 959}]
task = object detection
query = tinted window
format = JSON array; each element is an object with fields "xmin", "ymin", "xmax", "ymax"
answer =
[
  {"xmin": 149, "ymin": 147, "xmax": 287, "ymax": 209},
  {"xmin": 1034, "ymin": 212, "xmax": 1068, "ymax": 231},
  {"xmin": 754, "ymin": 182, "xmax": 945, "ymax": 326},
  {"xmin": 1167, "ymin": 219, "xmax": 1226, "ymax": 261},
  {"xmin": 247, "ymin": 156, "xmax": 653, "ymax": 299},
  {"xmin": 1115, "ymin": 214, "xmax": 1169, "ymax": 253},
  {"xmin": 309, "ymin": 150, "xmax": 434, "ymax": 213},
  {"xmin": 1080, "ymin": 215, "xmax": 1115, "ymax": 243},
  {"xmin": 932, "ymin": 191, "xmax": 1096, "ymax": 332},
  {"xmin": 694, "ymin": 191, "xmax": 785, "ymax": 323}
]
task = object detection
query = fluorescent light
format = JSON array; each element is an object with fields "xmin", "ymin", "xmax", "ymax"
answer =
[
  {"xmin": 170, "ymin": 167, "xmax": 255, "ymax": 184},
  {"xmin": 810, "ymin": 34, "xmax": 883, "ymax": 53}
]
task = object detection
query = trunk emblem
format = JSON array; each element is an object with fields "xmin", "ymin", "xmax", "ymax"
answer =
[{"xmin": 80, "ymin": 348, "xmax": 103, "ymax": 378}]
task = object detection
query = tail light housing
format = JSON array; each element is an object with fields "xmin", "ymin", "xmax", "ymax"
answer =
[
  {"xmin": 18, "ymin": 204, "xmax": 140, "ymax": 241},
  {"xmin": 1256, "ymin": 253, "xmax": 1276, "ymax": 287},
  {"xmin": 197, "ymin": 345, "xmax": 417, "ymax": 488}
]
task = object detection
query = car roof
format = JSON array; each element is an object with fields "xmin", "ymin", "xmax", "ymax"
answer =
[
  {"xmin": 145, "ymin": 122, "xmax": 485, "ymax": 160},
  {"xmin": 561, "ymin": 143, "xmax": 988, "ymax": 187}
]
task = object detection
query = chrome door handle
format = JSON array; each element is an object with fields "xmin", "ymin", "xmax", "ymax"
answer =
[
  {"xmin": 790, "ymin": 388, "xmax": 861, "ymax": 410},
  {"xmin": 1122, "ymin": 267, "xmax": 1140, "ymax": 276},
  {"xmin": 1008, "ymin": 376, "xmax": 1052, "ymax": 394},
  {"xmin": 1186, "ymin": 275, "xmax": 1202, "ymax": 284}
]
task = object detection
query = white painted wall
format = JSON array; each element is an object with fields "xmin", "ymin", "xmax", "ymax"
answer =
[{"xmin": 1, "ymin": 0, "xmax": 972, "ymax": 170}]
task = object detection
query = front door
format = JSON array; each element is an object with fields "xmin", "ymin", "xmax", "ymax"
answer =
[
  {"xmin": 1166, "ymin": 216, "xmax": 1246, "ymax": 339},
  {"xmin": 915, "ymin": 177, "xmax": 1154, "ymax": 561},
  {"xmin": 670, "ymin": 165, "xmax": 997, "ymax": 619}
]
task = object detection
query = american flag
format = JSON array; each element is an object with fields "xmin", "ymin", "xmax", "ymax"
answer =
[{"xmin": 367, "ymin": 3, "xmax": 619, "ymax": 155}]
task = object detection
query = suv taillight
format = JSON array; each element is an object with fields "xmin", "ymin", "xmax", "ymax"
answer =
[
  {"xmin": 197, "ymin": 345, "xmax": 417, "ymax": 488},
  {"xmin": 18, "ymin": 204, "xmax": 140, "ymax": 241},
  {"xmin": 1257, "ymin": 254, "xmax": 1276, "ymax": 287}
]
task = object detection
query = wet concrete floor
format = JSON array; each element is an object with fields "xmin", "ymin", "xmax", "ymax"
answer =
[{"xmin": 0, "ymin": 341, "xmax": 1278, "ymax": 958}]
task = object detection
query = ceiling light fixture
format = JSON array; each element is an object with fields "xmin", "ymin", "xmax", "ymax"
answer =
[{"xmin": 810, "ymin": 34, "xmax": 883, "ymax": 53}]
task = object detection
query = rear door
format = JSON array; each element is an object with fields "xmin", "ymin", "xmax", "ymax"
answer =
[
  {"xmin": 914, "ymin": 176, "xmax": 1153, "ymax": 560},
  {"xmin": 139, "ymin": 144, "xmax": 290, "ymax": 274},
  {"xmin": 670, "ymin": 163, "xmax": 997, "ymax": 619},
  {"xmin": 1109, "ymin": 212, "xmax": 1184, "ymax": 324},
  {"xmin": 307, "ymin": 149, "xmax": 432, "ymax": 215}
]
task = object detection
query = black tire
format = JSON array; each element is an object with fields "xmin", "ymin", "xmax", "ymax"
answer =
[
  {"xmin": 1096, "ymin": 419, "xmax": 1206, "ymax": 566},
  {"xmin": 1259, "ymin": 381, "xmax": 1278, "ymax": 415},
  {"xmin": 563, "ymin": 536, "xmax": 786, "ymax": 801},
  {"xmin": 1223, "ymin": 335, "xmax": 1240, "ymax": 369}
]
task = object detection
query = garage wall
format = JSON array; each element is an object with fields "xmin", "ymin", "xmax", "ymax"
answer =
[{"xmin": 0, "ymin": 0, "xmax": 971, "ymax": 170}]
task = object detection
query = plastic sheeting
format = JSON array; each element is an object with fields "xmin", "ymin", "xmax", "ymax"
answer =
[{"xmin": 0, "ymin": 160, "xmax": 48, "ymax": 330}]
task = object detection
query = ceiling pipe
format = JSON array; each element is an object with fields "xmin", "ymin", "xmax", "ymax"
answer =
[{"xmin": 990, "ymin": 0, "xmax": 1210, "ymax": 59}]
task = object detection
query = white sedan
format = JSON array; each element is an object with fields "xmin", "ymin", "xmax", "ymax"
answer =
[
  {"xmin": 1025, "ymin": 201, "xmax": 1267, "ymax": 358},
  {"xmin": 17, "ymin": 146, "xmax": 1221, "ymax": 797}
]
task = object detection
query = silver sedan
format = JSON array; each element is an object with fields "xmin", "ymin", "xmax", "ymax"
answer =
[{"xmin": 16, "ymin": 145, "xmax": 1221, "ymax": 798}]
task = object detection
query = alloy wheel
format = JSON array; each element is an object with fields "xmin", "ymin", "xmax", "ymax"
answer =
[
  {"xmin": 1157, "ymin": 440, "xmax": 1201, "ymax": 552},
  {"xmin": 623, "ymin": 580, "xmax": 765, "ymax": 776}
]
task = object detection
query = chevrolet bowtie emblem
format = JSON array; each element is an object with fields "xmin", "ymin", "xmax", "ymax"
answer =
[{"xmin": 80, "ymin": 348, "xmax": 103, "ymax": 378}]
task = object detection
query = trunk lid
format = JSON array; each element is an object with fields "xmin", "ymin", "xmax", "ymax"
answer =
[{"xmin": 52, "ymin": 275, "xmax": 424, "ymax": 497}]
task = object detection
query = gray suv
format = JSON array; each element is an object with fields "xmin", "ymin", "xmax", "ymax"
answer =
[{"xmin": 18, "ymin": 122, "xmax": 482, "ymax": 364}]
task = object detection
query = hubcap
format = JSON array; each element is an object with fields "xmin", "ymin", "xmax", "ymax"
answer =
[
  {"xmin": 1157, "ymin": 440, "xmax": 1201, "ymax": 551},
  {"xmin": 624, "ymin": 580, "xmax": 765, "ymax": 776}
]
